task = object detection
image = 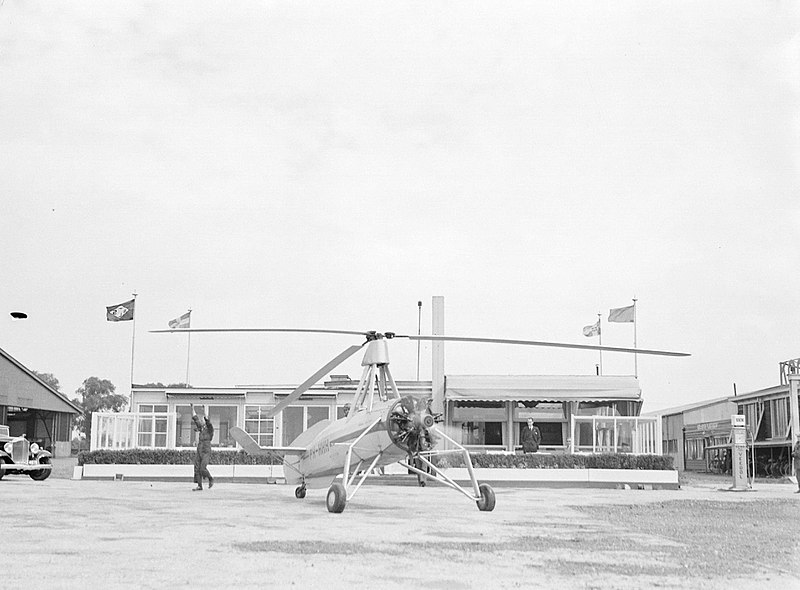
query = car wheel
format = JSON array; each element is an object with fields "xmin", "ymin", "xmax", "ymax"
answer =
[{"xmin": 29, "ymin": 456, "xmax": 51, "ymax": 481}]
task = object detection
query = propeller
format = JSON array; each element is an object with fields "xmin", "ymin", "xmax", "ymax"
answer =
[
  {"xmin": 151, "ymin": 327, "xmax": 689, "ymax": 418},
  {"xmin": 386, "ymin": 395, "xmax": 437, "ymax": 454},
  {"xmin": 151, "ymin": 327, "xmax": 690, "ymax": 357},
  {"xmin": 395, "ymin": 334, "xmax": 689, "ymax": 357}
]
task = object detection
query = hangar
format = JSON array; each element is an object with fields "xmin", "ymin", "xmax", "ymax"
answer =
[{"xmin": 0, "ymin": 346, "xmax": 81, "ymax": 457}]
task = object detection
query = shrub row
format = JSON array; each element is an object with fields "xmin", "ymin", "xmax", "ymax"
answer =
[
  {"xmin": 79, "ymin": 448, "xmax": 672, "ymax": 470},
  {"xmin": 433, "ymin": 452, "xmax": 674, "ymax": 471},
  {"xmin": 77, "ymin": 449, "xmax": 281, "ymax": 466}
]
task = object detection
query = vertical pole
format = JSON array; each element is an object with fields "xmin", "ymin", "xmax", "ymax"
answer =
[
  {"xmin": 416, "ymin": 301, "xmax": 422, "ymax": 381},
  {"xmin": 431, "ymin": 296, "xmax": 445, "ymax": 416},
  {"xmin": 130, "ymin": 293, "xmax": 138, "ymax": 396},
  {"xmin": 790, "ymin": 376, "xmax": 800, "ymax": 481},
  {"xmin": 597, "ymin": 312, "xmax": 603, "ymax": 375},
  {"xmin": 632, "ymin": 298, "xmax": 638, "ymax": 378},
  {"xmin": 186, "ymin": 308, "xmax": 192, "ymax": 385}
]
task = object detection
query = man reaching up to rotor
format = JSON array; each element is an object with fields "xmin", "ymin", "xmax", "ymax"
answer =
[
  {"xmin": 521, "ymin": 418, "xmax": 542, "ymax": 454},
  {"xmin": 191, "ymin": 404, "xmax": 214, "ymax": 491}
]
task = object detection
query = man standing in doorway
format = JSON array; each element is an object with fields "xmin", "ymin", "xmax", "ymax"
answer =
[
  {"xmin": 191, "ymin": 404, "xmax": 214, "ymax": 491},
  {"xmin": 521, "ymin": 417, "xmax": 542, "ymax": 453}
]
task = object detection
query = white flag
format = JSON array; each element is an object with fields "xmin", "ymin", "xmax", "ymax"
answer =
[
  {"xmin": 168, "ymin": 311, "xmax": 191, "ymax": 329},
  {"xmin": 608, "ymin": 305, "xmax": 635, "ymax": 323}
]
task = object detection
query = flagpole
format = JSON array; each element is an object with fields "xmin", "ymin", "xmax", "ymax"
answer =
[
  {"xmin": 130, "ymin": 292, "xmax": 138, "ymax": 393},
  {"xmin": 186, "ymin": 308, "xmax": 192, "ymax": 385},
  {"xmin": 597, "ymin": 313, "xmax": 603, "ymax": 375},
  {"xmin": 632, "ymin": 297, "xmax": 638, "ymax": 378}
]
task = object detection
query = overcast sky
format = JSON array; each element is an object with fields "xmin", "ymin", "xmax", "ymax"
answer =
[{"xmin": 1, "ymin": 1, "xmax": 798, "ymax": 412}]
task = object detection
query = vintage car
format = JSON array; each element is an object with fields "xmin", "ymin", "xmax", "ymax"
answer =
[{"xmin": 0, "ymin": 424, "xmax": 53, "ymax": 481}]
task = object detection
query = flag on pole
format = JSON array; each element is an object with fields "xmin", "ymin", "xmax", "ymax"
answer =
[
  {"xmin": 582, "ymin": 320, "xmax": 600, "ymax": 337},
  {"xmin": 106, "ymin": 299, "xmax": 135, "ymax": 322},
  {"xmin": 608, "ymin": 304, "xmax": 635, "ymax": 323},
  {"xmin": 168, "ymin": 311, "xmax": 191, "ymax": 329}
]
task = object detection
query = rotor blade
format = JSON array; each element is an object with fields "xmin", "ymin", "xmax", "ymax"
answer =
[
  {"xmin": 150, "ymin": 327, "xmax": 369, "ymax": 336},
  {"xmin": 266, "ymin": 344, "xmax": 365, "ymax": 418},
  {"xmin": 396, "ymin": 335, "xmax": 690, "ymax": 357}
]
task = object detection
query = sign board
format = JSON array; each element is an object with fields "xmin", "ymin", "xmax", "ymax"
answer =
[{"xmin": 731, "ymin": 414, "xmax": 746, "ymax": 427}]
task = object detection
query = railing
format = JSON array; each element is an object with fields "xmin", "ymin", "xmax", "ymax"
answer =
[{"xmin": 570, "ymin": 415, "xmax": 662, "ymax": 454}]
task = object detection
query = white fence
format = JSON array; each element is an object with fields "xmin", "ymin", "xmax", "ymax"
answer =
[
  {"xmin": 91, "ymin": 412, "xmax": 177, "ymax": 451},
  {"xmin": 91, "ymin": 412, "xmax": 663, "ymax": 455},
  {"xmin": 570, "ymin": 415, "xmax": 662, "ymax": 454}
]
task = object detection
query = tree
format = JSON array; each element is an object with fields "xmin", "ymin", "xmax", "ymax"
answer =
[
  {"xmin": 32, "ymin": 370, "xmax": 61, "ymax": 392},
  {"xmin": 72, "ymin": 377, "xmax": 127, "ymax": 442}
]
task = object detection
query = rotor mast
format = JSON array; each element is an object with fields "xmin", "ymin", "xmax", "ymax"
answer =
[{"xmin": 349, "ymin": 332, "xmax": 401, "ymax": 415}]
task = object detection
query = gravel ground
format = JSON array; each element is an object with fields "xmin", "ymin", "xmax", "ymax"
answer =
[{"xmin": 2, "ymin": 463, "xmax": 797, "ymax": 589}]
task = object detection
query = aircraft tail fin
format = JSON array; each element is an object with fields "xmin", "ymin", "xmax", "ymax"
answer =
[{"xmin": 230, "ymin": 426, "xmax": 305, "ymax": 457}]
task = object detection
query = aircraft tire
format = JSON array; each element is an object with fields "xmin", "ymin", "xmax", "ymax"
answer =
[
  {"xmin": 476, "ymin": 483, "xmax": 496, "ymax": 512},
  {"xmin": 326, "ymin": 482, "xmax": 347, "ymax": 513},
  {"xmin": 295, "ymin": 485, "xmax": 306, "ymax": 499}
]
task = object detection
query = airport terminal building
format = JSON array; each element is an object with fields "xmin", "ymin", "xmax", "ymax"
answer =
[
  {"xmin": 93, "ymin": 297, "xmax": 661, "ymax": 454},
  {"xmin": 95, "ymin": 373, "xmax": 658, "ymax": 454}
]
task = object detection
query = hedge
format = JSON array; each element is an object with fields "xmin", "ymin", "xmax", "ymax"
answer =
[
  {"xmin": 77, "ymin": 449, "xmax": 281, "ymax": 466},
  {"xmin": 433, "ymin": 452, "xmax": 674, "ymax": 471},
  {"xmin": 79, "ymin": 449, "xmax": 672, "ymax": 470}
]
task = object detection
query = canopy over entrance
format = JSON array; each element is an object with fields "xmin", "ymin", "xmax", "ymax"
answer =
[{"xmin": 445, "ymin": 375, "xmax": 641, "ymax": 403}]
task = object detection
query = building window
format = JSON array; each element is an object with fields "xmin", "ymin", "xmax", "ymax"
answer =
[
  {"xmin": 769, "ymin": 398, "xmax": 789, "ymax": 439},
  {"xmin": 175, "ymin": 405, "xmax": 238, "ymax": 448},
  {"xmin": 137, "ymin": 404, "xmax": 168, "ymax": 448},
  {"xmin": 281, "ymin": 405, "xmax": 331, "ymax": 446},
  {"xmin": 244, "ymin": 405, "xmax": 274, "ymax": 446},
  {"xmin": 460, "ymin": 421, "xmax": 503, "ymax": 447},
  {"xmin": 685, "ymin": 438, "xmax": 704, "ymax": 461}
]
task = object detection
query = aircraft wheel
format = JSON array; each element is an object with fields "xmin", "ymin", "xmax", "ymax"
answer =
[
  {"xmin": 294, "ymin": 485, "xmax": 306, "ymax": 499},
  {"xmin": 476, "ymin": 483, "xmax": 495, "ymax": 512},
  {"xmin": 326, "ymin": 482, "xmax": 347, "ymax": 513}
]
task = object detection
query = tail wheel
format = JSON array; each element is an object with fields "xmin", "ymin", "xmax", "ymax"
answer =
[
  {"xmin": 326, "ymin": 482, "xmax": 347, "ymax": 513},
  {"xmin": 294, "ymin": 485, "xmax": 306, "ymax": 499},
  {"xmin": 476, "ymin": 483, "xmax": 495, "ymax": 512},
  {"xmin": 29, "ymin": 456, "xmax": 51, "ymax": 481}
]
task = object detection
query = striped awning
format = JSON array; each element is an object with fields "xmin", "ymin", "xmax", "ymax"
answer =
[{"xmin": 445, "ymin": 375, "xmax": 641, "ymax": 403}]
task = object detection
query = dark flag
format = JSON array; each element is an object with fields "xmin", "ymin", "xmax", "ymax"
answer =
[{"xmin": 106, "ymin": 299, "xmax": 135, "ymax": 322}]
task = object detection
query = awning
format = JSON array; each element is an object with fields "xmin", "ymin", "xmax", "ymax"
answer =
[
  {"xmin": 445, "ymin": 375, "xmax": 641, "ymax": 403},
  {"xmin": 165, "ymin": 391, "xmax": 246, "ymax": 398}
]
